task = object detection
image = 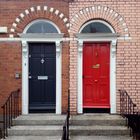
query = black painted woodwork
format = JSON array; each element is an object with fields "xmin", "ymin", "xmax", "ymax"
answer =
[{"xmin": 29, "ymin": 43, "xmax": 56, "ymax": 113}]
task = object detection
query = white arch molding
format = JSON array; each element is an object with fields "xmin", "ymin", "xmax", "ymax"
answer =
[
  {"xmin": 21, "ymin": 19, "xmax": 63, "ymax": 114},
  {"xmin": 77, "ymin": 20, "xmax": 117, "ymax": 114}
]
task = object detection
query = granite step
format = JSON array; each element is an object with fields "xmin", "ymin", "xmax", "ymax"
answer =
[
  {"xmin": 70, "ymin": 114, "xmax": 126, "ymax": 126},
  {"xmin": 13, "ymin": 114, "xmax": 66, "ymax": 125},
  {"xmin": 8, "ymin": 125, "xmax": 62, "ymax": 136}
]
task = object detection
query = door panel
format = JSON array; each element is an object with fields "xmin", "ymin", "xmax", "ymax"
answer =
[
  {"xmin": 83, "ymin": 42, "xmax": 110, "ymax": 108},
  {"xmin": 29, "ymin": 43, "xmax": 56, "ymax": 112}
]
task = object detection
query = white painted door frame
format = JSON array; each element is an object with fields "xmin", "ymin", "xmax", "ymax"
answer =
[
  {"xmin": 76, "ymin": 33, "xmax": 118, "ymax": 114},
  {"xmin": 21, "ymin": 33, "xmax": 64, "ymax": 114}
]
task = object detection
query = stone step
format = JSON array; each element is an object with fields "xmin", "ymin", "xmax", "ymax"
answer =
[
  {"xmin": 13, "ymin": 114, "xmax": 66, "ymax": 125},
  {"xmin": 6, "ymin": 136, "xmax": 61, "ymax": 140},
  {"xmin": 8, "ymin": 125, "xmax": 63, "ymax": 136},
  {"xmin": 9, "ymin": 114, "xmax": 130, "ymax": 139},
  {"xmin": 70, "ymin": 125, "xmax": 129, "ymax": 136},
  {"xmin": 70, "ymin": 114, "xmax": 126, "ymax": 126},
  {"xmin": 71, "ymin": 136, "xmax": 133, "ymax": 140}
]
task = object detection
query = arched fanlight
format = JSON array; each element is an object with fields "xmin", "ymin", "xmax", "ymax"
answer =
[
  {"xmin": 26, "ymin": 20, "xmax": 59, "ymax": 33},
  {"xmin": 81, "ymin": 21, "xmax": 112, "ymax": 33}
]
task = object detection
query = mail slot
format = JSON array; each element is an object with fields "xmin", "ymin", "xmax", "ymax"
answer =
[{"xmin": 38, "ymin": 76, "xmax": 48, "ymax": 80}]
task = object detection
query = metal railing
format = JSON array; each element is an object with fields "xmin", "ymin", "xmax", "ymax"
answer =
[
  {"xmin": 1, "ymin": 89, "xmax": 20, "ymax": 138},
  {"xmin": 62, "ymin": 90, "xmax": 70, "ymax": 140},
  {"xmin": 0, "ymin": 125, "xmax": 2, "ymax": 139},
  {"xmin": 119, "ymin": 89, "xmax": 140, "ymax": 140},
  {"xmin": 119, "ymin": 89, "xmax": 137, "ymax": 115}
]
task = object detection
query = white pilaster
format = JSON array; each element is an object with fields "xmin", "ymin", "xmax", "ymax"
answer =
[
  {"xmin": 110, "ymin": 39, "xmax": 117, "ymax": 114},
  {"xmin": 22, "ymin": 41, "xmax": 29, "ymax": 114},
  {"xmin": 56, "ymin": 41, "xmax": 62, "ymax": 114},
  {"xmin": 77, "ymin": 40, "xmax": 83, "ymax": 114}
]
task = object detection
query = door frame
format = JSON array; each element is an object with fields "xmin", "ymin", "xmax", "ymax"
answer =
[
  {"xmin": 21, "ymin": 33, "xmax": 64, "ymax": 114},
  {"xmin": 76, "ymin": 33, "xmax": 118, "ymax": 114}
]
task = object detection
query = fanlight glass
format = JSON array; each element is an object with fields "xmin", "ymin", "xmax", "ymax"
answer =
[
  {"xmin": 81, "ymin": 22, "xmax": 112, "ymax": 33},
  {"xmin": 27, "ymin": 21, "xmax": 58, "ymax": 33}
]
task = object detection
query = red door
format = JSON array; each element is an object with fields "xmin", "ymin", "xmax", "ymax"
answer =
[{"xmin": 83, "ymin": 42, "xmax": 110, "ymax": 108}]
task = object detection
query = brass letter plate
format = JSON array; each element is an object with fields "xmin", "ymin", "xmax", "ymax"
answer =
[{"xmin": 92, "ymin": 64, "xmax": 100, "ymax": 69}]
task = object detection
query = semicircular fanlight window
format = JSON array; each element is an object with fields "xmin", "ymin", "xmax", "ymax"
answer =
[
  {"xmin": 27, "ymin": 20, "xmax": 58, "ymax": 33},
  {"xmin": 81, "ymin": 22, "xmax": 112, "ymax": 33}
]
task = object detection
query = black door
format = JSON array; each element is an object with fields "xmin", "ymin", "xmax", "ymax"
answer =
[{"xmin": 29, "ymin": 43, "xmax": 56, "ymax": 113}]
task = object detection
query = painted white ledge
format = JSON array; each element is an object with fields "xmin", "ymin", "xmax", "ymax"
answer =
[
  {"xmin": 75, "ymin": 33, "xmax": 119, "ymax": 41},
  {"xmin": 0, "ymin": 35, "xmax": 131, "ymax": 42},
  {"xmin": 18, "ymin": 33, "xmax": 64, "ymax": 42}
]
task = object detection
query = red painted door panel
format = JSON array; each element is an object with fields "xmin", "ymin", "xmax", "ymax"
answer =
[{"xmin": 83, "ymin": 42, "xmax": 110, "ymax": 108}]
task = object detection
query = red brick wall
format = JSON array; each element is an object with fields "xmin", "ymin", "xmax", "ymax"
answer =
[
  {"xmin": 69, "ymin": 0, "xmax": 140, "ymax": 113},
  {"xmin": 0, "ymin": 42, "xmax": 22, "ymax": 112},
  {"xmin": 62, "ymin": 42, "xmax": 70, "ymax": 113}
]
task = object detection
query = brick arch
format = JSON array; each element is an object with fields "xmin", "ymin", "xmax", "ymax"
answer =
[
  {"xmin": 70, "ymin": 5, "xmax": 129, "ymax": 37},
  {"xmin": 9, "ymin": 6, "xmax": 70, "ymax": 37}
]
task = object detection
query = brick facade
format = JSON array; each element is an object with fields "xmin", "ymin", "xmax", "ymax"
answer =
[
  {"xmin": 69, "ymin": 0, "xmax": 140, "ymax": 113},
  {"xmin": 0, "ymin": 42, "xmax": 22, "ymax": 109},
  {"xmin": 0, "ymin": 0, "xmax": 140, "ymax": 114}
]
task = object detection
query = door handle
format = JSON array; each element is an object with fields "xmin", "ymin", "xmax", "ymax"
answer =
[{"xmin": 94, "ymin": 80, "xmax": 98, "ymax": 82}]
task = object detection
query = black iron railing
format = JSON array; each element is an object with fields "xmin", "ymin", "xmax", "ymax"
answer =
[
  {"xmin": 119, "ymin": 89, "xmax": 140, "ymax": 140},
  {"xmin": 119, "ymin": 89, "xmax": 137, "ymax": 115},
  {"xmin": 62, "ymin": 90, "xmax": 70, "ymax": 140},
  {"xmin": 1, "ymin": 89, "xmax": 20, "ymax": 138},
  {"xmin": 0, "ymin": 123, "xmax": 3, "ymax": 139}
]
